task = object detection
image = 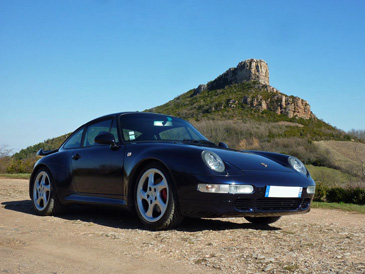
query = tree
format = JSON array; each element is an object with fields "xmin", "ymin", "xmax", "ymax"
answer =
[
  {"xmin": 0, "ymin": 145, "xmax": 13, "ymax": 173},
  {"xmin": 0, "ymin": 144, "xmax": 12, "ymax": 158},
  {"xmin": 348, "ymin": 129, "xmax": 365, "ymax": 141}
]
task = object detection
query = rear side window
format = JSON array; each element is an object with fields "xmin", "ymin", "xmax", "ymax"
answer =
[{"xmin": 63, "ymin": 128, "xmax": 83, "ymax": 149}]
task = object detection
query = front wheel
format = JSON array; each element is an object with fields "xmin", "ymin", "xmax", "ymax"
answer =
[
  {"xmin": 244, "ymin": 216, "xmax": 281, "ymax": 225},
  {"xmin": 31, "ymin": 168, "xmax": 63, "ymax": 216},
  {"xmin": 135, "ymin": 163, "xmax": 183, "ymax": 230}
]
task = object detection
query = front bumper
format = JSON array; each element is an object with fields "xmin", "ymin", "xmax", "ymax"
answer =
[{"xmin": 174, "ymin": 171, "xmax": 315, "ymax": 218}]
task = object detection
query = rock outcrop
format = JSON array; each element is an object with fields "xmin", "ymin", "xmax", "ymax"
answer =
[
  {"xmin": 242, "ymin": 88, "xmax": 313, "ymax": 119},
  {"xmin": 207, "ymin": 59, "xmax": 269, "ymax": 91},
  {"xmin": 192, "ymin": 84, "xmax": 207, "ymax": 96},
  {"xmin": 193, "ymin": 58, "xmax": 314, "ymax": 120}
]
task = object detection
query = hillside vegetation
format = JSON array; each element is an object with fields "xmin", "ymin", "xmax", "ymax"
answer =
[
  {"xmin": 149, "ymin": 82, "xmax": 350, "ymax": 141},
  {"xmin": 5, "ymin": 134, "xmax": 69, "ymax": 173}
]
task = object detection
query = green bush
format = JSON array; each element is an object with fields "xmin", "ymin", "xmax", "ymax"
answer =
[
  {"xmin": 6, "ymin": 158, "xmax": 35, "ymax": 174},
  {"xmin": 326, "ymin": 188, "xmax": 348, "ymax": 203},
  {"xmin": 347, "ymin": 188, "xmax": 365, "ymax": 205},
  {"xmin": 313, "ymin": 183, "xmax": 328, "ymax": 202},
  {"xmin": 326, "ymin": 187, "xmax": 365, "ymax": 205}
]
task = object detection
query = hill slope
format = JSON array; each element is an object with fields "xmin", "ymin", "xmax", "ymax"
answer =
[
  {"xmin": 314, "ymin": 140, "xmax": 365, "ymax": 178},
  {"xmin": 148, "ymin": 81, "xmax": 348, "ymax": 142},
  {"xmin": 6, "ymin": 134, "xmax": 69, "ymax": 173}
]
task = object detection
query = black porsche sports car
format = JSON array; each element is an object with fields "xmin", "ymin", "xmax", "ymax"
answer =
[{"xmin": 30, "ymin": 112, "xmax": 315, "ymax": 230}]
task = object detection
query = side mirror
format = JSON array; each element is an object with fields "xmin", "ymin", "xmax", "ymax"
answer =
[
  {"xmin": 218, "ymin": 142, "xmax": 229, "ymax": 149},
  {"xmin": 94, "ymin": 132, "xmax": 116, "ymax": 145}
]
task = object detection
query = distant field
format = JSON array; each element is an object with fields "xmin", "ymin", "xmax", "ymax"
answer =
[
  {"xmin": 315, "ymin": 140, "xmax": 365, "ymax": 163},
  {"xmin": 314, "ymin": 140, "xmax": 365, "ymax": 178},
  {"xmin": 306, "ymin": 165, "xmax": 356, "ymax": 187},
  {"xmin": 307, "ymin": 140, "xmax": 364, "ymax": 188}
]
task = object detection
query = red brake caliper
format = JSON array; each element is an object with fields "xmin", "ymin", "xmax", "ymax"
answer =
[{"xmin": 161, "ymin": 189, "xmax": 167, "ymax": 202}]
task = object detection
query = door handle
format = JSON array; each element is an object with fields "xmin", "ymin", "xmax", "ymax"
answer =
[{"xmin": 72, "ymin": 153, "xmax": 81, "ymax": 160}]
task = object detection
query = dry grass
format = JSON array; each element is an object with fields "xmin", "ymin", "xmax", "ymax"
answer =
[
  {"xmin": 315, "ymin": 141, "xmax": 365, "ymax": 163},
  {"xmin": 276, "ymin": 121, "xmax": 304, "ymax": 127},
  {"xmin": 314, "ymin": 141, "xmax": 365, "ymax": 177}
]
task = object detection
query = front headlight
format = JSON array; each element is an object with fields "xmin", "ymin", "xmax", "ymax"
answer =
[
  {"xmin": 288, "ymin": 156, "xmax": 307, "ymax": 175},
  {"xmin": 201, "ymin": 150, "xmax": 225, "ymax": 173}
]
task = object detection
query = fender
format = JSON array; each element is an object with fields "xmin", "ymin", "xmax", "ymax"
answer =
[{"xmin": 30, "ymin": 151, "xmax": 74, "ymax": 201}]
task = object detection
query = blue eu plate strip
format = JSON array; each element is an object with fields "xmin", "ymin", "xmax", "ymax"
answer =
[{"xmin": 265, "ymin": 186, "xmax": 270, "ymax": 197}]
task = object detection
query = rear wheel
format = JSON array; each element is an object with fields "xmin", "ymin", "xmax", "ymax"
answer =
[
  {"xmin": 31, "ymin": 168, "xmax": 63, "ymax": 215},
  {"xmin": 244, "ymin": 216, "xmax": 281, "ymax": 225},
  {"xmin": 135, "ymin": 163, "xmax": 183, "ymax": 230}
]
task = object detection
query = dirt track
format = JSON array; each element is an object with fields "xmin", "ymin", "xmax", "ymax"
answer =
[{"xmin": 1, "ymin": 178, "xmax": 364, "ymax": 274}]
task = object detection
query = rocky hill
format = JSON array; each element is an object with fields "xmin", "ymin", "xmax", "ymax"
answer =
[{"xmin": 150, "ymin": 59, "xmax": 314, "ymax": 120}]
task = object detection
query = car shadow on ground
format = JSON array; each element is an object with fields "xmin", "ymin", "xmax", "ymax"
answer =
[{"xmin": 2, "ymin": 200, "xmax": 281, "ymax": 232}]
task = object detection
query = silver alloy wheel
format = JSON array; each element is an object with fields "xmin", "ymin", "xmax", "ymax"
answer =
[
  {"xmin": 33, "ymin": 171, "xmax": 51, "ymax": 211},
  {"xmin": 136, "ymin": 168, "xmax": 169, "ymax": 223}
]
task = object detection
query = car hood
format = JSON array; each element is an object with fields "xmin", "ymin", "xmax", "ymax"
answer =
[
  {"xmin": 129, "ymin": 141, "xmax": 294, "ymax": 173},
  {"xmin": 210, "ymin": 148, "xmax": 292, "ymax": 172}
]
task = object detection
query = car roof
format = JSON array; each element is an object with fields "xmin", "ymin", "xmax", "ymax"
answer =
[{"xmin": 85, "ymin": 112, "xmax": 176, "ymax": 126}]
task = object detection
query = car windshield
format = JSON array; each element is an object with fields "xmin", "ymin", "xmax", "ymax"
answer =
[{"xmin": 120, "ymin": 113, "xmax": 208, "ymax": 143}]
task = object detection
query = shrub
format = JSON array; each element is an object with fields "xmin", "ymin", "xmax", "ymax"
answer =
[
  {"xmin": 326, "ymin": 188, "xmax": 348, "ymax": 203},
  {"xmin": 325, "ymin": 187, "xmax": 365, "ymax": 205},
  {"xmin": 313, "ymin": 183, "xmax": 328, "ymax": 202},
  {"xmin": 6, "ymin": 158, "xmax": 35, "ymax": 174},
  {"xmin": 347, "ymin": 188, "xmax": 365, "ymax": 205}
]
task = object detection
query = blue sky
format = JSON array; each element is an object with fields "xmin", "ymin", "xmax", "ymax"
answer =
[{"xmin": 1, "ymin": 0, "xmax": 364, "ymax": 153}]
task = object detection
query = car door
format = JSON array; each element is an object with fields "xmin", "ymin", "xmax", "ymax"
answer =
[{"xmin": 71, "ymin": 118, "xmax": 125, "ymax": 196}]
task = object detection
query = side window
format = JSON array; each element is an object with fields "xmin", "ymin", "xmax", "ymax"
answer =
[
  {"xmin": 83, "ymin": 120, "xmax": 112, "ymax": 147},
  {"xmin": 63, "ymin": 128, "xmax": 83, "ymax": 149}
]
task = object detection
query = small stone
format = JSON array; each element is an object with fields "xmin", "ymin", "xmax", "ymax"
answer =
[
  {"xmin": 264, "ymin": 258, "xmax": 275, "ymax": 263},
  {"xmin": 264, "ymin": 264, "xmax": 275, "ymax": 272}
]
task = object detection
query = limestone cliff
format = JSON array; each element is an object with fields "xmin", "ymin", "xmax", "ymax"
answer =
[
  {"xmin": 193, "ymin": 59, "xmax": 314, "ymax": 119},
  {"xmin": 242, "ymin": 86, "xmax": 313, "ymax": 119},
  {"xmin": 208, "ymin": 59, "xmax": 269, "ymax": 90}
]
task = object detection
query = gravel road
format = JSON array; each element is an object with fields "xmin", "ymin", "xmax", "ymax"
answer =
[{"xmin": 1, "ymin": 178, "xmax": 364, "ymax": 274}]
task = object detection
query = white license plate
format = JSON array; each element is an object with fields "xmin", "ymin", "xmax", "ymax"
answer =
[{"xmin": 265, "ymin": 186, "xmax": 303, "ymax": 198}]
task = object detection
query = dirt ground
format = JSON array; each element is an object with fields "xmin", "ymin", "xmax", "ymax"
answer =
[{"xmin": 0, "ymin": 179, "xmax": 364, "ymax": 274}]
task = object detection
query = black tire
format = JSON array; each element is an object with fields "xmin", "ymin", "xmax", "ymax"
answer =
[
  {"xmin": 134, "ymin": 162, "xmax": 183, "ymax": 230},
  {"xmin": 30, "ymin": 167, "xmax": 63, "ymax": 216},
  {"xmin": 244, "ymin": 216, "xmax": 281, "ymax": 225}
]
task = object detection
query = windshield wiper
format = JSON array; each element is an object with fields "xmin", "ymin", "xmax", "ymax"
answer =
[{"xmin": 181, "ymin": 139, "xmax": 217, "ymax": 147}]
